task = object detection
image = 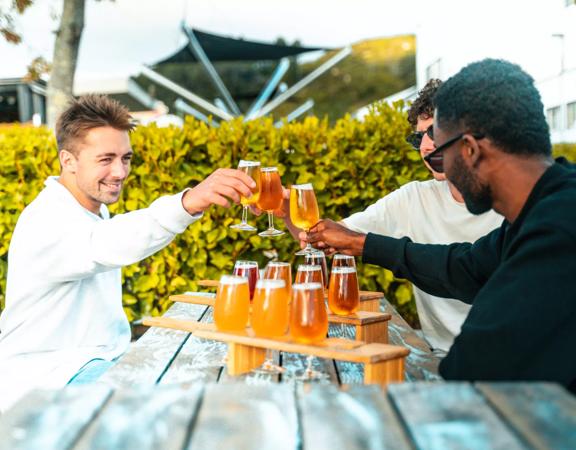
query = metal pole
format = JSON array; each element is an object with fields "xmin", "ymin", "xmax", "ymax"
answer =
[
  {"xmin": 140, "ymin": 66, "xmax": 233, "ymax": 121},
  {"xmin": 174, "ymin": 98, "xmax": 219, "ymax": 127},
  {"xmin": 245, "ymin": 58, "xmax": 290, "ymax": 120},
  {"xmin": 252, "ymin": 46, "xmax": 352, "ymax": 119},
  {"xmin": 274, "ymin": 99, "xmax": 314, "ymax": 127},
  {"xmin": 182, "ymin": 24, "xmax": 241, "ymax": 116}
]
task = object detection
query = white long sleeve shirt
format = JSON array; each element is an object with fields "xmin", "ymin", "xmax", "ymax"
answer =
[
  {"xmin": 0, "ymin": 177, "xmax": 201, "ymax": 412},
  {"xmin": 343, "ymin": 179, "xmax": 503, "ymax": 352}
]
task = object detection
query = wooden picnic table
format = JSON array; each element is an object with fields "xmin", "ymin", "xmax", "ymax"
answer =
[{"xmin": 1, "ymin": 382, "xmax": 575, "ymax": 449}]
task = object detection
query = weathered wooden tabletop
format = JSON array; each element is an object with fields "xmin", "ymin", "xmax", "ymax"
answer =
[
  {"xmin": 1, "ymin": 382, "xmax": 575, "ymax": 450},
  {"xmin": 97, "ymin": 293, "xmax": 441, "ymax": 388}
]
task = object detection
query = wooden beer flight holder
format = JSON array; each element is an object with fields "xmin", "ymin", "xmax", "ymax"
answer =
[
  {"xmin": 143, "ymin": 316, "xmax": 409, "ymax": 386},
  {"xmin": 170, "ymin": 292, "xmax": 391, "ymax": 345},
  {"xmin": 196, "ymin": 279, "xmax": 383, "ymax": 312}
]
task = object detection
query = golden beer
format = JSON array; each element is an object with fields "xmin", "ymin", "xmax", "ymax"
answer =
[
  {"xmin": 328, "ymin": 267, "xmax": 360, "ymax": 316},
  {"xmin": 263, "ymin": 262, "xmax": 292, "ymax": 299},
  {"xmin": 214, "ymin": 275, "xmax": 250, "ymax": 332},
  {"xmin": 257, "ymin": 167, "xmax": 283, "ymax": 211},
  {"xmin": 252, "ymin": 279, "xmax": 289, "ymax": 338},
  {"xmin": 238, "ymin": 161, "xmax": 261, "ymax": 206},
  {"xmin": 331, "ymin": 254, "xmax": 356, "ymax": 268},
  {"xmin": 290, "ymin": 184, "xmax": 320, "ymax": 231},
  {"xmin": 295, "ymin": 264, "xmax": 324, "ymax": 287},
  {"xmin": 305, "ymin": 251, "xmax": 329, "ymax": 289},
  {"xmin": 290, "ymin": 283, "xmax": 328, "ymax": 344}
]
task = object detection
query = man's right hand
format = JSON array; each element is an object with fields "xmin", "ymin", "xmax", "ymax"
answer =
[
  {"xmin": 182, "ymin": 168, "xmax": 256, "ymax": 215},
  {"xmin": 302, "ymin": 219, "xmax": 367, "ymax": 256}
]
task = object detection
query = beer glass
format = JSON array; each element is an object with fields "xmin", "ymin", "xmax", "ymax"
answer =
[
  {"xmin": 252, "ymin": 279, "xmax": 289, "ymax": 374},
  {"xmin": 290, "ymin": 183, "xmax": 320, "ymax": 255},
  {"xmin": 290, "ymin": 282, "xmax": 329, "ymax": 380},
  {"xmin": 263, "ymin": 261, "xmax": 292, "ymax": 300},
  {"xmin": 331, "ymin": 254, "xmax": 356, "ymax": 268},
  {"xmin": 214, "ymin": 275, "xmax": 250, "ymax": 332},
  {"xmin": 230, "ymin": 160, "xmax": 261, "ymax": 232},
  {"xmin": 305, "ymin": 250, "xmax": 329, "ymax": 289},
  {"xmin": 233, "ymin": 260, "xmax": 259, "ymax": 301},
  {"xmin": 328, "ymin": 266, "xmax": 360, "ymax": 316},
  {"xmin": 257, "ymin": 167, "xmax": 284, "ymax": 237},
  {"xmin": 295, "ymin": 264, "xmax": 324, "ymax": 289}
]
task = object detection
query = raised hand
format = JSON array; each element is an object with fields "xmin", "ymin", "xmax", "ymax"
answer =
[
  {"xmin": 182, "ymin": 168, "xmax": 257, "ymax": 215},
  {"xmin": 300, "ymin": 219, "xmax": 366, "ymax": 256}
]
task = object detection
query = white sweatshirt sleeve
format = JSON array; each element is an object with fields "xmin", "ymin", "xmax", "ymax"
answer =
[{"xmin": 11, "ymin": 191, "xmax": 202, "ymax": 282}]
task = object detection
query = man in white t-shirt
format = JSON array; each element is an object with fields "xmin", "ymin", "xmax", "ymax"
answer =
[
  {"xmin": 0, "ymin": 94, "xmax": 256, "ymax": 412},
  {"xmin": 284, "ymin": 80, "xmax": 502, "ymax": 353}
]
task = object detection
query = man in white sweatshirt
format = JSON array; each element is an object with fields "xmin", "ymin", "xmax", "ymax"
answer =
[{"xmin": 0, "ymin": 94, "xmax": 255, "ymax": 411}]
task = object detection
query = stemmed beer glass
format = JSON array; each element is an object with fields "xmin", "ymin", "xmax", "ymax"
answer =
[
  {"xmin": 290, "ymin": 183, "xmax": 320, "ymax": 255},
  {"xmin": 257, "ymin": 167, "xmax": 284, "ymax": 237},
  {"xmin": 230, "ymin": 160, "xmax": 261, "ymax": 231}
]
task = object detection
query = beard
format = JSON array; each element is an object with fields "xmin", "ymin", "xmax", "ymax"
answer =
[{"xmin": 448, "ymin": 153, "xmax": 493, "ymax": 215}]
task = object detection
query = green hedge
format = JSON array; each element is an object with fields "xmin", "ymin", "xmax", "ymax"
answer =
[
  {"xmin": 553, "ymin": 142, "xmax": 576, "ymax": 162},
  {"xmin": 0, "ymin": 104, "xmax": 433, "ymax": 326}
]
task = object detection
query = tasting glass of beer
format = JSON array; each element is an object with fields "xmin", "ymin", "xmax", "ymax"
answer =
[
  {"xmin": 263, "ymin": 261, "xmax": 292, "ymax": 300},
  {"xmin": 290, "ymin": 183, "xmax": 320, "ymax": 255},
  {"xmin": 290, "ymin": 282, "xmax": 329, "ymax": 380},
  {"xmin": 331, "ymin": 254, "xmax": 356, "ymax": 268},
  {"xmin": 230, "ymin": 160, "xmax": 261, "ymax": 232},
  {"xmin": 252, "ymin": 279, "xmax": 289, "ymax": 373},
  {"xmin": 233, "ymin": 260, "xmax": 259, "ymax": 301},
  {"xmin": 328, "ymin": 266, "xmax": 360, "ymax": 316},
  {"xmin": 214, "ymin": 275, "xmax": 250, "ymax": 332},
  {"xmin": 257, "ymin": 167, "xmax": 285, "ymax": 237},
  {"xmin": 295, "ymin": 264, "xmax": 324, "ymax": 291},
  {"xmin": 304, "ymin": 250, "xmax": 329, "ymax": 289}
]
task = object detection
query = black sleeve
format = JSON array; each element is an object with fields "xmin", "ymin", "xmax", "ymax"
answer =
[
  {"xmin": 439, "ymin": 223, "xmax": 576, "ymax": 386},
  {"xmin": 362, "ymin": 226, "xmax": 503, "ymax": 303}
]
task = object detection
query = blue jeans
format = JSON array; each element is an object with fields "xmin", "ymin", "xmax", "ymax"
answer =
[{"xmin": 67, "ymin": 358, "xmax": 115, "ymax": 385}]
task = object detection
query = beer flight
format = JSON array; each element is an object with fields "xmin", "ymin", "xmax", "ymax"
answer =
[{"xmin": 218, "ymin": 159, "xmax": 360, "ymax": 376}]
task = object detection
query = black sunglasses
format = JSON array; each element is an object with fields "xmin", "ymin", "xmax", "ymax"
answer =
[
  {"xmin": 406, "ymin": 124, "xmax": 434, "ymax": 150},
  {"xmin": 424, "ymin": 132, "xmax": 484, "ymax": 173}
]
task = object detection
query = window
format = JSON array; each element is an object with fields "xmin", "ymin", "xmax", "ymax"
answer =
[
  {"xmin": 547, "ymin": 106, "xmax": 561, "ymax": 130},
  {"xmin": 426, "ymin": 59, "xmax": 442, "ymax": 81},
  {"xmin": 567, "ymin": 102, "xmax": 576, "ymax": 129}
]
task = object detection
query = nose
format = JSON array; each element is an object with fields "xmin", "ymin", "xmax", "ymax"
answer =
[
  {"xmin": 111, "ymin": 158, "xmax": 129, "ymax": 180},
  {"xmin": 420, "ymin": 133, "xmax": 435, "ymax": 155}
]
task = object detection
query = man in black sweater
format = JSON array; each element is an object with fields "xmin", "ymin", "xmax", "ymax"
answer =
[{"xmin": 305, "ymin": 59, "xmax": 576, "ymax": 393}]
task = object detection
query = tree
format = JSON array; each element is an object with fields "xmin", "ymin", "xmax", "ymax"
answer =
[{"xmin": 46, "ymin": 0, "xmax": 85, "ymax": 128}]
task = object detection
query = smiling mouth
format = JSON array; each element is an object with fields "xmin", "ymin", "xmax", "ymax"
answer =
[{"xmin": 100, "ymin": 181, "xmax": 123, "ymax": 191}]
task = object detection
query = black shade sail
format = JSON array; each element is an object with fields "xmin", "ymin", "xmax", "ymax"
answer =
[{"xmin": 154, "ymin": 28, "xmax": 326, "ymax": 65}]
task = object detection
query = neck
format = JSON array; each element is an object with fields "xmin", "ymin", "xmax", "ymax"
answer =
[
  {"xmin": 447, "ymin": 181, "xmax": 465, "ymax": 203},
  {"xmin": 58, "ymin": 172, "xmax": 101, "ymax": 215},
  {"xmin": 490, "ymin": 155, "xmax": 554, "ymax": 223}
]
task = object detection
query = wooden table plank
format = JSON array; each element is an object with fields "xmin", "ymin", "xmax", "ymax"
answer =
[
  {"xmin": 382, "ymin": 298, "xmax": 441, "ymax": 381},
  {"xmin": 186, "ymin": 384, "xmax": 298, "ymax": 450},
  {"xmin": 298, "ymin": 384, "xmax": 412, "ymax": 450},
  {"xmin": 72, "ymin": 385, "xmax": 203, "ymax": 450},
  {"xmin": 388, "ymin": 382, "xmax": 528, "ymax": 450},
  {"xmin": 99, "ymin": 302, "xmax": 205, "ymax": 388},
  {"xmin": 477, "ymin": 382, "xmax": 576, "ymax": 450},
  {"xmin": 0, "ymin": 385, "xmax": 111, "ymax": 450}
]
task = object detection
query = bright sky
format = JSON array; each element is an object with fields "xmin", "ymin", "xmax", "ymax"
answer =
[{"xmin": 0, "ymin": 0, "xmax": 571, "ymax": 84}]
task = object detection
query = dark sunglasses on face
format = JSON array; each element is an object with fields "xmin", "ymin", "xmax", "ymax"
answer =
[
  {"xmin": 423, "ymin": 132, "xmax": 485, "ymax": 173},
  {"xmin": 406, "ymin": 124, "xmax": 434, "ymax": 150}
]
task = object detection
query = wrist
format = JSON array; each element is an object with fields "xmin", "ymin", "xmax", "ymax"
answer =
[
  {"xmin": 181, "ymin": 189, "xmax": 204, "ymax": 216},
  {"xmin": 353, "ymin": 232, "xmax": 367, "ymax": 256}
]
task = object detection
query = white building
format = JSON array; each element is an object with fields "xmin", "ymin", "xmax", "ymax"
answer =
[{"xmin": 399, "ymin": 0, "xmax": 576, "ymax": 143}]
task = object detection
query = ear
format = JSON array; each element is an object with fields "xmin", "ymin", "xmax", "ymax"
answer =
[
  {"xmin": 461, "ymin": 134, "xmax": 482, "ymax": 168},
  {"xmin": 59, "ymin": 149, "xmax": 78, "ymax": 174}
]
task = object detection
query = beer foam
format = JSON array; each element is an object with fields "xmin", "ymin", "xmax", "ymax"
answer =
[
  {"xmin": 238, "ymin": 160, "xmax": 261, "ymax": 167},
  {"xmin": 261, "ymin": 167, "xmax": 278, "ymax": 172},
  {"xmin": 292, "ymin": 183, "xmax": 313, "ymax": 190},
  {"xmin": 267, "ymin": 262, "xmax": 291, "ymax": 267},
  {"xmin": 334, "ymin": 254, "xmax": 354, "ymax": 260},
  {"xmin": 256, "ymin": 279, "xmax": 286, "ymax": 289},
  {"xmin": 234, "ymin": 261, "xmax": 258, "ymax": 267},
  {"xmin": 297, "ymin": 264, "xmax": 321, "ymax": 272},
  {"xmin": 292, "ymin": 282, "xmax": 323, "ymax": 291},
  {"xmin": 331, "ymin": 267, "xmax": 356, "ymax": 274},
  {"xmin": 219, "ymin": 275, "xmax": 248, "ymax": 285}
]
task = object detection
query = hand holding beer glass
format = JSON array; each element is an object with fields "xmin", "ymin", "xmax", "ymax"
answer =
[
  {"xmin": 230, "ymin": 160, "xmax": 261, "ymax": 231},
  {"xmin": 290, "ymin": 183, "xmax": 320, "ymax": 255},
  {"xmin": 257, "ymin": 167, "xmax": 285, "ymax": 237}
]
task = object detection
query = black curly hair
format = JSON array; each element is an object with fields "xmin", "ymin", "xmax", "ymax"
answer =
[
  {"xmin": 434, "ymin": 59, "xmax": 551, "ymax": 156},
  {"xmin": 407, "ymin": 78, "xmax": 442, "ymax": 127}
]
